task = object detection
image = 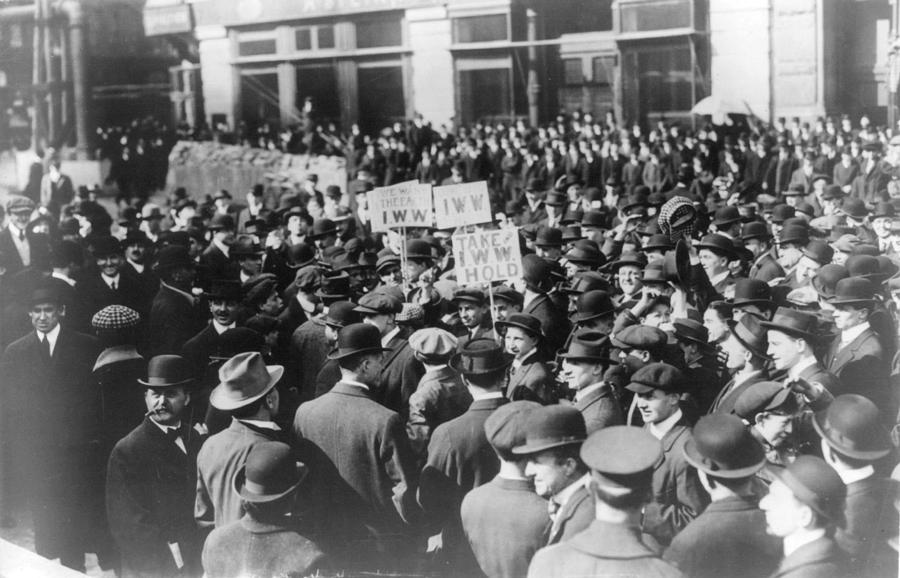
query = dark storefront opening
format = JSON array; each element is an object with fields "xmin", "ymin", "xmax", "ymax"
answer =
[
  {"xmin": 357, "ymin": 65, "xmax": 405, "ymax": 134},
  {"xmin": 296, "ymin": 65, "xmax": 340, "ymax": 127},
  {"xmin": 240, "ymin": 72, "xmax": 280, "ymax": 132}
]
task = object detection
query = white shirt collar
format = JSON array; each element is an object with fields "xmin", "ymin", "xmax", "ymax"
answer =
[
  {"xmin": 240, "ymin": 270, "xmax": 252, "ymax": 284},
  {"xmin": 709, "ymin": 270, "xmax": 730, "ymax": 287},
  {"xmin": 381, "ymin": 326, "xmax": 401, "ymax": 347},
  {"xmin": 471, "ymin": 390, "xmax": 504, "ymax": 402},
  {"xmin": 840, "ymin": 321, "xmax": 871, "ymax": 348},
  {"xmin": 522, "ymin": 289, "xmax": 539, "ymax": 310},
  {"xmin": 788, "ymin": 355, "xmax": 818, "ymax": 381},
  {"xmin": 101, "ymin": 273, "xmax": 121, "ymax": 289},
  {"xmin": 38, "ymin": 323, "xmax": 61, "ymax": 356},
  {"xmin": 649, "ymin": 408, "xmax": 683, "ymax": 440},
  {"xmin": 8, "ymin": 222, "xmax": 26, "ymax": 239},
  {"xmin": 341, "ymin": 378, "xmax": 370, "ymax": 391},
  {"xmin": 511, "ymin": 349, "xmax": 537, "ymax": 370},
  {"xmin": 238, "ymin": 419, "xmax": 281, "ymax": 431},
  {"xmin": 213, "ymin": 320, "xmax": 236, "ymax": 335},
  {"xmin": 51, "ymin": 271, "xmax": 76, "ymax": 287},
  {"xmin": 836, "ymin": 464, "xmax": 875, "ymax": 486},
  {"xmin": 212, "ymin": 238, "xmax": 230, "ymax": 258},
  {"xmin": 296, "ymin": 293, "xmax": 317, "ymax": 314},
  {"xmin": 149, "ymin": 418, "xmax": 181, "ymax": 435},
  {"xmin": 575, "ymin": 381, "xmax": 609, "ymax": 403},
  {"xmin": 784, "ymin": 528, "xmax": 827, "ymax": 558},
  {"xmin": 552, "ymin": 473, "xmax": 590, "ymax": 509}
]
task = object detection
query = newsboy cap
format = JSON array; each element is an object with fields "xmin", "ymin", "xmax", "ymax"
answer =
[
  {"xmin": 92, "ymin": 305, "xmax": 141, "ymax": 331},
  {"xmin": 409, "ymin": 328, "xmax": 458, "ymax": 363},
  {"xmin": 484, "ymin": 400, "xmax": 542, "ymax": 460},
  {"xmin": 626, "ymin": 362, "xmax": 687, "ymax": 395},
  {"xmin": 354, "ymin": 290, "xmax": 403, "ymax": 315},
  {"xmin": 512, "ymin": 405, "xmax": 587, "ymax": 455},
  {"xmin": 6, "ymin": 194, "xmax": 35, "ymax": 214}
]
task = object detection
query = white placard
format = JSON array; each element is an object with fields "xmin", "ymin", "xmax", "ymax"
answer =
[
  {"xmin": 369, "ymin": 181, "xmax": 433, "ymax": 232},
  {"xmin": 433, "ymin": 181, "xmax": 492, "ymax": 229},
  {"xmin": 453, "ymin": 228, "xmax": 523, "ymax": 286}
]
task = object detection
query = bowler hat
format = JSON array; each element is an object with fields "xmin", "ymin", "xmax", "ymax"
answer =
[
  {"xmin": 581, "ymin": 210, "xmax": 608, "ymax": 228},
  {"xmin": 811, "ymin": 264, "xmax": 849, "ymax": 299},
  {"xmin": 139, "ymin": 355, "xmax": 193, "ymax": 388},
  {"xmin": 842, "ymin": 198, "xmax": 869, "ymax": 220},
  {"xmin": 328, "ymin": 323, "xmax": 391, "ymax": 360},
  {"xmin": 323, "ymin": 301, "xmax": 360, "ymax": 329},
  {"xmin": 581, "ymin": 426, "xmax": 661, "ymax": 479},
  {"xmin": 872, "ymin": 202, "xmax": 895, "ymax": 220},
  {"xmin": 713, "ymin": 206, "xmax": 742, "ymax": 227},
  {"xmin": 608, "ymin": 251, "xmax": 647, "ymax": 271},
  {"xmin": 207, "ymin": 279, "xmax": 242, "ymax": 302},
  {"xmin": 558, "ymin": 330, "xmax": 616, "ymax": 363},
  {"xmin": 683, "ymin": 414, "xmax": 766, "ymax": 478},
  {"xmin": 564, "ymin": 245, "xmax": 605, "ymax": 267},
  {"xmin": 696, "ymin": 233, "xmax": 736, "ymax": 258},
  {"xmin": 234, "ymin": 441, "xmax": 307, "ymax": 503},
  {"xmin": 562, "ymin": 271, "xmax": 611, "ymax": 295},
  {"xmin": 522, "ymin": 254, "xmax": 555, "ymax": 293},
  {"xmin": 92, "ymin": 305, "xmax": 141, "ymax": 331},
  {"xmin": 154, "ymin": 246, "xmax": 194, "ymax": 272},
  {"xmin": 801, "ymin": 240, "xmax": 834, "ymax": 266},
  {"xmin": 309, "ymin": 219, "xmax": 338, "ymax": 239},
  {"xmin": 89, "ymin": 235, "xmax": 122, "ymax": 257},
  {"xmin": 561, "ymin": 225, "xmax": 582, "ymax": 242},
  {"xmin": 123, "ymin": 230, "xmax": 151, "ymax": 247},
  {"xmin": 773, "ymin": 456, "xmax": 846, "ymax": 525},
  {"xmin": 729, "ymin": 314, "xmax": 769, "ymax": 358},
  {"xmin": 779, "ymin": 224, "xmax": 810, "ymax": 246},
  {"xmin": 729, "ymin": 278, "xmax": 773, "ymax": 307},
  {"xmin": 573, "ymin": 290, "xmax": 616, "ymax": 322},
  {"xmin": 496, "ymin": 313, "xmax": 543, "ymax": 339},
  {"xmin": 822, "ymin": 185, "xmax": 845, "ymax": 201},
  {"xmin": 316, "ymin": 271, "xmax": 352, "ymax": 300},
  {"xmin": 485, "ymin": 401, "xmax": 542, "ymax": 460},
  {"xmin": 813, "ymin": 394, "xmax": 891, "ymax": 460},
  {"xmin": 626, "ymin": 362, "xmax": 687, "ymax": 394},
  {"xmin": 512, "ymin": 405, "xmax": 587, "ymax": 455},
  {"xmin": 449, "ymin": 338, "xmax": 510, "ymax": 376},
  {"xmin": 734, "ymin": 381, "xmax": 798, "ymax": 421},
  {"xmin": 354, "ymin": 290, "xmax": 403, "ymax": 315},
  {"xmin": 828, "ymin": 276, "xmax": 875, "ymax": 306},
  {"xmin": 525, "ymin": 177, "xmax": 543, "ymax": 192},
  {"xmin": 208, "ymin": 214, "xmax": 235, "ymax": 231},
  {"xmin": 771, "ymin": 204, "xmax": 796, "ymax": 224},
  {"xmin": 643, "ymin": 234, "xmax": 674, "ymax": 253},
  {"xmin": 405, "ymin": 240, "xmax": 434, "ymax": 261},
  {"xmin": 640, "ymin": 262, "xmax": 668, "ymax": 285},
  {"xmin": 741, "ymin": 221, "xmax": 771, "ymax": 242},
  {"xmin": 409, "ymin": 328, "xmax": 458, "ymax": 363},
  {"xmin": 286, "ymin": 243, "xmax": 316, "ymax": 269},
  {"xmin": 760, "ymin": 307, "xmax": 820, "ymax": 341},
  {"xmin": 232, "ymin": 236, "xmax": 264, "ymax": 257},
  {"xmin": 845, "ymin": 254, "xmax": 881, "ymax": 280},
  {"xmin": 209, "ymin": 351, "xmax": 284, "ymax": 411}
]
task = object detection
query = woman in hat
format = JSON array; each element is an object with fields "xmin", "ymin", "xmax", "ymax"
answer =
[{"xmin": 498, "ymin": 313, "xmax": 558, "ymax": 405}]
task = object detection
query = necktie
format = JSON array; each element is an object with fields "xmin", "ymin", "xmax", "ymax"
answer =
[
  {"xmin": 18, "ymin": 230, "xmax": 25, "ymax": 242},
  {"xmin": 110, "ymin": 281, "xmax": 117, "ymax": 291},
  {"xmin": 547, "ymin": 498, "xmax": 561, "ymax": 519},
  {"xmin": 40, "ymin": 334, "xmax": 51, "ymax": 359}
]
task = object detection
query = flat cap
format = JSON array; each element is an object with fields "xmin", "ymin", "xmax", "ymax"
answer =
[
  {"xmin": 396, "ymin": 302, "xmax": 425, "ymax": 325},
  {"xmin": 92, "ymin": 305, "xmax": 141, "ymax": 330},
  {"xmin": 6, "ymin": 195, "xmax": 35, "ymax": 214},
  {"xmin": 611, "ymin": 325, "xmax": 667, "ymax": 352},
  {"xmin": 734, "ymin": 381, "xmax": 798, "ymax": 421},
  {"xmin": 580, "ymin": 426, "xmax": 662, "ymax": 476},
  {"xmin": 243, "ymin": 273, "xmax": 279, "ymax": 305},
  {"xmin": 626, "ymin": 362, "xmax": 687, "ymax": 394},
  {"xmin": 354, "ymin": 290, "xmax": 403, "ymax": 315},
  {"xmin": 485, "ymin": 401, "xmax": 543, "ymax": 459},
  {"xmin": 453, "ymin": 287, "xmax": 486, "ymax": 306},
  {"xmin": 409, "ymin": 328, "xmax": 458, "ymax": 360}
]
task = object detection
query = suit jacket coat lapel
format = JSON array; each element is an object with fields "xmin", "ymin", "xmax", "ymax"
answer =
[
  {"xmin": 829, "ymin": 329, "xmax": 873, "ymax": 373},
  {"xmin": 548, "ymin": 485, "xmax": 589, "ymax": 543}
]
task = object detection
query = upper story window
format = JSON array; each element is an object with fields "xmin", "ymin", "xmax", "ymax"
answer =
[
  {"xmin": 619, "ymin": 0, "xmax": 692, "ymax": 33},
  {"xmin": 356, "ymin": 17, "xmax": 402, "ymax": 49},
  {"xmin": 295, "ymin": 24, "xmax": 335, "ymax": 51},
  {"xmin": 453, "ymin": 14, "xmax": 508, "ymax": 43},
  {"xmin": 237, "ymin": 32, "xmax": 277, "ymax": 57}
]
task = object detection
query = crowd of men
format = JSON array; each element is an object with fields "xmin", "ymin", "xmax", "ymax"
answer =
[{"xmin": 0, "ymin": 110, "xmax": 900, "ymax": 578}]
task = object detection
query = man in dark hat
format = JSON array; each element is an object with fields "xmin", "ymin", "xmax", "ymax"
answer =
[
  {"xmin": 419, "ymin": 338, "xmax": 511, "ymax": 574},
  {"xmin": 182, "ymin": 279, "xmax": 244, "ymax": 390},
  {"xmin": 196, "ymin": 352, "xmax": 285, "ymax": 532},
  {"xmin": 460, "ymin": 400, "xmax": 550, "ymax": 578},
  {"xmin": 122, "ymin": 229, "xmax": 158, "ymax": 290},
  {"xmin": 499, "ymin": 313, "xmax": 557, "ymax": 404},
  {"xmin": 148, "ymin": 246, "xmax": 208, "ymax": 356},
  {"xmin": 696, "ymin": 233, "xmax": 738, "ymax": 297},
  {"xmin": 201, "ymin": 441, "xmax": 327, "ymax": 578},
  {"xmin": 522, "ymin": 178, "xmax": 548, "ymax": 225},
  {"xmin": 520, "ymin": 254, "xmax": 570, "ymax": 355},
  {"xmin": 762, "ymin": 307, "xmax": 841, "ymax": 394},
  {"xmin": 201, "ymin": 214, "xmax": 237, "ymax": 284},
  {"xmin": 815, "ymin": 394, "xmax": 897, "ymax": 574},
  {"xmin": 671, "ymin": 318, "xmax": 726, "ymax": 415},
  {"xmin": 292, "ymin": 323, "xmax": 420, "ymax": 570},
  {"xmin": 664, "ymin": 414, "xmax": 781, "ymax": 578},
  {"xmin": 0, "ymin": 284, "xmax": 100, "ymax": 570},
  {"xmin": 626, "ymin": 363, "xmax": 708, "ymax": 546},
  {"xmin": 729, "ymin": 278, "xmax": 775, "ymax": 322},
  {"xmin": 452, "ymin": 287, "xmax": 493, "ymax": 342},
  {"xmin": 514, "ymin": 405, "xmax": 593, "ymax": 546},
  {"xmin": 711, "ymin": 314, "xmax": 771, "ymax": 414},
  {"xmin": 558, "ymin": 330, "xmax": 623, "ymax": 434},
  {"xmin": 527, "ymin": 426, "xmax": 681, "ymax": 577},
  {"xmin": 490, "ymin": 284, "xmax": 524, "ymax": 323},
  {"xmin": 759, "ymin": 456, "xmax": 848, "ymax": 578},
  {"xmin": 77, "ymin": 235, "xmax": 151, "ymax": 323},
  {"xmin": 312, "ymin": 301, "xmax": 362, "ymax": 398},
  {"xmin": 534, "ymin": 226, "xmax": 564, "ymax": 262},
  {"xmin": 107, "ymin": 354, "xmax": 207, "ymax": 577}
]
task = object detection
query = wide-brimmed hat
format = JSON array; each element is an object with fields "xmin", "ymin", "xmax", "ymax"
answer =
[
  {"xmin": 512, "ymin": 405, "xmax": 587, "ymax": 455},
  {"xmin": 729, "ymin": 314, "xmax": 769, "ymax": 358},
  {"xmin": 558, "ymin": 330, "xmax": 616, "ymax": 363},
  {"xmin": 209, "ymin": 352, "xmax": 284, "ymax": 411},
  {"xmin": 772, "ymin": 456, "xmax": 846, "ymax": 526},
  {"xmin": 449, "ymin": 338, "xmax": 511, "ymax": 376},
  {"xmin": 327, "ymin": 322, "xmax": 390, "ymax": 360},
  {"xmin": 813, "ymin": 394, "xmax": 892, "ymax": 460},
  {"xmin": 760, "ymin": 307, "xmax": 820, "ymax": 341},
  {"xmin": 234, "ymin": 441, "xmax": 308, "ymax": 503},
  {"xmin": 683, "ymin": 414, "xmax": 766, "ymax": 478},
  {"xmin": 138, "ymin": 355, "xmax": 193, "ymax": 388},
  {"xmin": 496, "ymin": 313, "xmax": 543, "ymax": 339}
]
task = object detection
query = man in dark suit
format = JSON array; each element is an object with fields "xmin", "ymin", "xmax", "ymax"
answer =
[
  {"xmin": 710, "ymin": 314, "xmax": 770, "ymax": 415},
  {"xmin": 40, "ymin": 157, "xmax": 75, "ymax": 216},
  {"xmin": 520, "ymin": 255, "xmax": 570, "ymax": 356},
  {"xmin": 76, "ymin": 235, "xmax": 152, "ymax": 323},
  {"xmin": 521, "ymin": 179, "xmax": 548, "ymax": 225},
  {"xmin": 759, "ymin": 456, "xmax": 848, "ymax": 578},
  {"xmin": 182, "ymin": 280, "xmax": 243, "ymax": 384},
  {"xmin": 195, "ymin": 352, "xmax": 285, "ymax": 532},
  {"xmin": 419, "ymin": 338, "xmax": 509, "ymax": 574},
  {"xmin": 147, "ymin": 246, "xmax": 209, "ymax": 356},
  {"xmin": 558, "ymin": 330, "xmax": 623, "ymax": 432},
  {"xmin": 199, "ymin": 214, "xmax": 238, "ymax": 286},
  {"xmin": 0, "ymin": 195, "xmax": 50, "ymax": 276},
  {"xmin": 627, "ymin": 363, "xmax": 708, "ymax": 547},
  {"xmin": 0, "ymin": 285, "xmax": 100, "ymax": 571},
  {"xmin": 664, "ymin": 415, "xmax": 781, "ymax": 578},
  {"xmin": 763, "ymin": 307, "xmax": 841, "ymax": 393},
  {"xmin": 460, "ymin": 401, "xmax": 550, "ymax": 578},
  {"xmin": 743, "ymin": 222, "xmax": 785, "ymax": 283},
  {"xmin": 106, "ymin": 354, "xmax": 206, "ymax": 577},
  {"xmin": 292, "ymin": 323, "xmax": 420, "ymax": 571},
  {"xmin": 499, "ymin": 313, "xmax": 557, "ymax": 405},
  {"xmin": 514, "ymin": 406, "xmax": 593, "ymax": 546},
  {"xmin": 451, "ymin": 287, "xmax": 494, "ymax": 343}
]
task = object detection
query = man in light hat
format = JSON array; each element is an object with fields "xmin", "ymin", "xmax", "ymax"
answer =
[
  {"xmin": 292, "ymin": 323, "xmax": 420, "ymax": 570},
  {"xmin": 514, "ymin": 405, "xmax": 593, "ymax": 546},
  {"xmin": 664, "ymin": 414, "xmax": 781, "ymax": 578},
  {"xmin": 460, "ymin": 401, "xmax": 550, "ymax": 578},
  {"xmin": 107, "ymin": 354, "xmax": 206, "ymax": 577},
  {"xmin": 558, "ymin": 330, "xmax": 623, "ymax": 434},
  {"xmin": 201, "ymin": 441, "xmax": 327, "ymax": 578},
  {"xmin": 527, "ymin": 426, "xmax": 680, "ymax": 577},
  {"xmin": 759, "ymin": 456, "xmax": 848, "ymax": 578},
  {"xmin": 195, "ymin": 351, "xmax": 285, "ymax": 531},
  {"xmin": 406, "ymin": 328, "xmax": 472, "ymax": 458},
  {"xmin": 419, "ymin": 338, "xmax": 511, "ymax": 573}
]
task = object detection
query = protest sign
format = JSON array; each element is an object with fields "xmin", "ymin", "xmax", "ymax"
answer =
[
  {"xmin": 369, "ymin": 181, "xmax": 433, "ymax": 232},
  {"xmin": 453, "ymin": 228, "xmax": 523, "ymax": 286},
  {"xmin": 433, "ymin": 181, "xmax": 492, "ymax": 229}
]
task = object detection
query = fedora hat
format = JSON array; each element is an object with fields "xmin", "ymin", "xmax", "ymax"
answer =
[
  {"xmin": 712, "ymin": 206, "xmax": 742, "ymax": 227},
  {"xmin": 741, "ymin": 221, "xmax": 772, "ymax": 242},
  {"xmin": 827, "ymin": 276, "xmax": 875, "ymax": 306},
  {"xmin": 328, "ymin": 322, "xmax": 390, "ymax": 361},
  {"xmin": 564, "ymin": 245, "xmax": 605, "ymax": 267},
  {"xmin": 561, "ymin": 225, "xmax": 583, "ymax": 242},
  {"xmin": 562, "ymin": 271, "xmax": 611, "ymax": 295},
  {"xmin": 773, "ymin": 456, "xmax": 846, "ymax": 526},
  {"xmin": 696, "ymin": 233, "xmax": 737, "ymax": 258},
  {"xmin": 138, "ymin": 355, "xmax": 193, "ymax": 388},
  {"xmin": 729, "ymin": 314, "xmax": 769, "ymax": 358},
  {"xmin": 449, "ymin": 338, "xmax": 511, "ymax": 376},
  {"xmin": 558, "ymin": 330, "xmax": 616, "ymax": 363},
  {"xmin": 573, "ymin": 290, "xmax": 616, "ymax": 322},
  {"xmin": 812, "ymin": 264, "xmax": 849, "ymax": 299},
  {"xmin": 608, "ymin": 251, "xmax": 647, "ymax": 271},
  {"xmin": 643, "ymin": 234, "xmax": 674, "ymax": 253},
  {"xmin": 496, "ymin": 313, "xmax": 543, "ymax": 339},
  {"xmin": 512, "ymin": 405, "xmax": 587, "ymax": 455},
  {"xmin": 760, "ymin": 307, "xmax": 820, "ymax": 341},
  {"xmin": 209, "ymin": 352, "xmax": 284, "ymax": 411},
  {"xmin": 234, "ymin": 441, "xmax": 308, "ymax": 503},
  {"xmin": 322, "ymin": 301, "xmax": 360, "ymax": 329},
  {"xmin": 207, "ymin": 279, "xmax": 242, "ymax": 302},
  {"xmin": 813, "ymin": 394, "xmax": 891, "ymax": 460},
  {"xmin": 309, "ymin": 218, "xmax": 338, "ymax": 239},
  {"xmin": 801, "ymin": 240, "xmax": 834, "ymax": 266},
  {"xmin": 683, "ymin": 414, "xmax": 766, "ymax": 478},
  {"xmin": 729, "ymin": 278, "xmax": 773, "ymax": 308},
  {"xmin": 208, "ymin": 214, "xmax": 235, "ymax": 231}
]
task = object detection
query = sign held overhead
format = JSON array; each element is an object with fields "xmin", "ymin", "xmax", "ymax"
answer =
[
  {"xmin": 453, "ymin": 228, "xmax": 523, "ymax": 286},
  {"xmin": 369, "ymin": 181, "xmax": 434, "ymax": 232},
  {"xmin": 433, "ymin": 181, "xmax": 492, "ymax": 230}
]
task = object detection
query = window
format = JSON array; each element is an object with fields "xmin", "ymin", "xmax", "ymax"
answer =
[
  {"xmin": 238, "ymin": 38, "xmax": 277, "ymax": 57},
  {"xmin": 459, "ymin": 68, "xmax": 511, "ymax": 123},
  {"xmin": 563, "ymin": 59, "xmax": 583, "ymax": 86},
  {"xmin": 454, "ymin": 14, "xmax": 508, "ymax": 43},
  {"xmin": 356, "ymin": 17, "xmax": 402, "ymax": 49},
  {"xmin": 295, "ymin": 28, "xmax": 312, "ymax": 50},
  {"xmin": 592, "ymin": 56, "xmax": 615, "ymax": 85},
  {"xmin": 620, "ymin": 0, "xmax": 692, "ymax": 33},
  {"xmin": 295, "ymin": 25, "xmax": 335, "ymax": 51},
  {"xmin": 638, "ymin": 46, "xmax": 692, "ymax": 112},
  {"xmin": 10, "ymin": 23, "xmax": 23, "ymax": 49},
  {"xmin": 318, "ymin": 26, "xmax": 335, "ymax": 49}
]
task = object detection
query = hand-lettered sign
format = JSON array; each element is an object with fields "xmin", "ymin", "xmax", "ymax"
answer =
[
  {"xmin": 433, "ymin": 181, "xmax": 492, "ymax": 230},
  {"xmin": 453, "ymin": 228, "xmax": 523, "ymax": 285},
  {"xmin": 369, "ymin": 181, "xmax": 433, "ymax": 232}
]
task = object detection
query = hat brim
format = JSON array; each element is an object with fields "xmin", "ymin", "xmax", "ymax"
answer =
[
  {"xmin": 233, "ymin": 463, "xmax": 307, "ymax": 503},
  {"xmin": 327, "ymin": 346, "xmax": 391, "ymax": 361},
  {"xmin": 511, "ymin": 437, "xmax": 586, "ymax": 455},
  {"xmin": 495, "ymin": 320, "xmax": 543, "ymax": 338},
  {"xmin": 209, "ymin": 365, "xmax": 284, "ymax": 411},
  {"xmin": 287, "ymin": 258, "xmax": 317, "ymax": 269},
  {"xmin": 308, "ymin": 229, "xmax": 338, "ymax": 239},
  {"xmin": 448, "ymin": 354, "xmax": 511, "ymax": 376},
  {"xmin": 682, "ymin": 438, "xmax": 766, "ymax": 479},
  {"xmin": 557, "ymin": 352, "xmax": 619, "ymax": 364},
  {"xmin": 812, "ymin": 411, "xmax": 891, "ymax": 460},
  {"xmin": 138, "ymin": 377, "xmax": 193, "ymax": 388},
  {"xmin": 758, "ymin": 321, "xmax": 817, "ymax": 342},
  {"xmin": 729, "ymin": 323, "xmax": 770, "ymax": 359},
  {"xmin": 625, "ymin": 382, "xmax": 655, "ymax": 395}
]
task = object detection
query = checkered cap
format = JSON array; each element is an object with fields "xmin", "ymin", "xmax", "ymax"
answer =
[
  {"xmin": 92, "ymin": 305, "xmax": 141, "ymax": 330},
  {"xmin": 396, "ymin": 302, "xmax": 424, "ymax": 323}
]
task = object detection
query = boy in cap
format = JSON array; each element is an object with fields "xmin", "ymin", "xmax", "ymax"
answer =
[
  {"xmin": 514, "ymin": 405, "xmax": 593, "ymax": 545},
  {"xmin": 759, "ymin": 456, "xmax": 848, "ymax": 578},
  {"xmin": 527, "ymin": 426, "xmax": 681, "ymax": 578},
  {"xmin": 107, "ymin": 355, "xmax": 206, "ymax": 577},
  {"xmin": 627, "ymin": 363, "xmax": 708, "ymax": 546},
  {"xmin": 664, "ymin": 414, "xmax": 781, "ymax": 578},
  {"xmin": 406, "ymin": 328, "xmax": 472, "ymax": 458},
  {"xmin": 499, "ymin": 313, "xmax": 557, "ymax": 404}
]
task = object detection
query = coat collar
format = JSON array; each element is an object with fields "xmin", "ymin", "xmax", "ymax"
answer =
[
  {"xmin": 568, "ymin": 520, "xmax": 658, "ymax": 559},
  {"xmin": 240, "ymin": 513, "xmax": 292, "ymax": 535},
  {"xmin": 773, "ymin": 536, "xmax": 842, "ymax": 577},
  {"xmin": 702, "ymin": 494, "xmax": 760, "ymax": 514},
  {"xmin": 329, "ymin": 381, "xmax": 375, "ymax": 400},
  {"xmin": 468, "ymin": 396, "xmax": 508, "ymax": 412},
  {"xmin": 93, "ymin": 345, "xmax": 143, "ymax": 371}
]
